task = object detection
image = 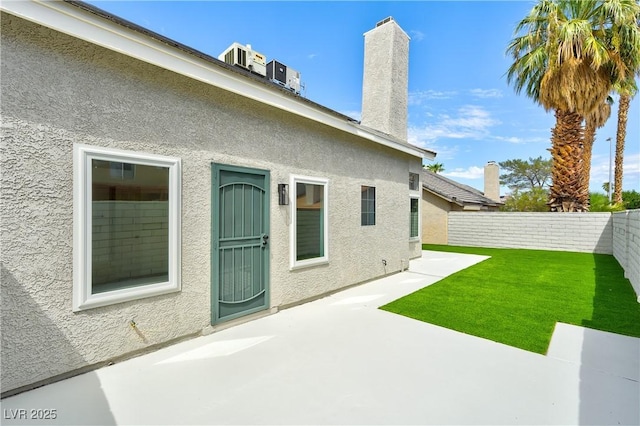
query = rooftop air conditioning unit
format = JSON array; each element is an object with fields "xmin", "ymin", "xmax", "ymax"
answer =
[
  {"xmin": 266, "ymin": 60, "xmax": 301, "ymax": 95},
  {"xmin": 218, "ymin": 42, "xmax": 267, "ymax": 77}
]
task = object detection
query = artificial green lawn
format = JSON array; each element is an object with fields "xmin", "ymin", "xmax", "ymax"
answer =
[{"xmin": 380, "ymin": 245, "xmax": 640, "ymax": 354}]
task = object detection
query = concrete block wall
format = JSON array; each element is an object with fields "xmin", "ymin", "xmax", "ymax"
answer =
[
  {"xmin": 92, "ymin": 201, "xmax": 169, "ymax": 285},
  {"xmin": 447, "ymin": 212, "xmax": 613, "ymax": 254},
  {"xmin": 612, "ymin": 210, "xmax": 640, "ymax": 300}
]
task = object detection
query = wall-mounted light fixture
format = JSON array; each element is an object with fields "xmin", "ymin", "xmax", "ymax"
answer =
[{"xmin": 278, "ymin": 184, "xmax": 289, "ymax": 205}]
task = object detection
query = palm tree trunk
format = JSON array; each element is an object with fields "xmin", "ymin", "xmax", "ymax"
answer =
[
  {"xmin": 613, "ymin": 94, "xmax": 630, "ymax": 205},
  {"xmin": 548, "ymin": 109, "xmax": 588, "ymax": 212},
  {"xmin": 582, "ymin": 118, "xmax": 597, "ymax": 208}
]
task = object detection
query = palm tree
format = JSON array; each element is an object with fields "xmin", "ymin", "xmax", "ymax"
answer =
[
  {"xmin": 507, "ymin": 0, "xmax": 613, "ymax": 212},
  {"xmin": 424, "ymin": 163, "xmax": 445, "ymax": 173},
  {"xmin": 613, "ymin": 90, "xmax": 636, "ymax": 204},
  {"xmin": 606, "ymin": 1, "xmax": 640, "ymax": 204}
]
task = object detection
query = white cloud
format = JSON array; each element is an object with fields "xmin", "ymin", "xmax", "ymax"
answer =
[
  {"xmin": 588, "ymin": 152, "xmax": 640, "ymax": 191},
  {"xmin": 442, "ymin": 166, "xmax": 485, "ymax": 180},
  {"xmin": 413, "ymin": 139, "xmax": 460, "ymax": 161},
  {"xmin": 408, "ymin": 105, "xmax": 500, "ymax": 146},
  {"xmin": 470, "ymin": 88, "xmax": 503, "ymax": 99},
  {"xmin": 620, "ymin": 153, "xmax": 640, "ymax": 190},
  {"xmin": 307, "ymin": 53, "xmax": 318, "ymax": 60},
  {"xmin": 494, "ymin": 136, "xmax": 524, "ymax": 144},
  {"xmin": 410, "ymin": 30, "xmax": 425, "ymax": 41},
  {"xmin": 441, "ymin": 105, "xmax": 501, "ymax": 131},
  {"xmin": 624, "ymin": 152, "xmax": 640, "ymax": 176},
  {"xmin": 409, "ymin": 90, "xmax": 458, "ymax": 105},
  {"xmin": 493, "ymin": 135, "xmax": 548, "ymax": 144}
]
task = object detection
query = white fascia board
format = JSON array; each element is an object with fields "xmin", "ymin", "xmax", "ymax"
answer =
[
  {"xmin": 1, "ymin": 0, "xmax": 431, "ymax": 160},
  {"xmin": 347, "ymin": 123, "xmax": 435, "ymax": 159}
]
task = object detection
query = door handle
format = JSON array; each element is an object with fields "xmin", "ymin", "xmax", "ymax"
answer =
[{"xmin": 261, "ymin": 234, "xmax": 269, "ymax": 248}]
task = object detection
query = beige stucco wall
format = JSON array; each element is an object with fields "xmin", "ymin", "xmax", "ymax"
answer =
[
  {"xmin": 0, "ymin": 13, "xmax": 422, "ymax": 394},
  {"xmin": 421, "ymin": 191, "xmax": 451, "ymax": 244}
]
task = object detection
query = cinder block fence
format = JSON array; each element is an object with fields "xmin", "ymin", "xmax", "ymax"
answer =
[
  {"xmin": 447, "ymin": 211, "xmax": 640, "ymax": 301},
  {"xmin": 612, "ymin": 210, "xmax": 640, "ymax": 301}
]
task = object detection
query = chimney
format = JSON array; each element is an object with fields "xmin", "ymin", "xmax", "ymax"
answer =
[
  {"xmin": 361, "ymin": 17, "xmax": 409, "ymax": 141},
  {"xmin": 484, "ymin": 161, "xmax": 500, "ymax": 202}
]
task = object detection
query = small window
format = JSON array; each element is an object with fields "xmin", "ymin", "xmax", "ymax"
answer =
[
  {"xmin": 361, "ymin": 186, "xmax": 376, "ymax": 226},
  {"xmin": 410, "ymin": 197, "xmax": 419, "ymax": 239},
  {"xmin": 73, "ymin": 144, "xmax": 181, "ymax": 311},
  {"xmin": 291, "ymin": 175, "xmax": 328, "ymax": 269},
  {"xmin": 409, "ymin": 172, "xmax": 419, "ymax": 191}
]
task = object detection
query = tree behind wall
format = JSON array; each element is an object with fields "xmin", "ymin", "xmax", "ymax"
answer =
[
  {"xmin": 500, "ymin": 188, "xmax": 550, "ymax": 212},
  {"xmin": 622, "ymin": 190, "xmax": 640, "ymax": 209},
  {"xmin": 589, "ymin": 192, "xmax": 626, "ymax": 212},
  {"xmin": 608, "ymin": 0, "xmax": 640, "ymax": 204},
  {"xmin": 506, "ymin": 0, "xmax": 640, "ymax": 212},
  {"xmin": 614, "ymin": 94, "xmax": 633, "ymax": 204},
  {"xmin": 424, "ymin": 163, "xmax": 445, "ymax": 174},
  {"xmin": 499, "ymin": 156, "xmax": 551, "ymax": 191}
]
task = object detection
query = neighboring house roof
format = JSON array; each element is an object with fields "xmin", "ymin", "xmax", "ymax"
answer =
[
  {"xmin": 0, "ymin": 0, "xmax": 436, "ymax": 161},
  {"xmin": 422, "ymin": 170, "xmax": 502, "ymax": 208}
]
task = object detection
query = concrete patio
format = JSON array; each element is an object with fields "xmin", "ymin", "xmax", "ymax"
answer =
[{"xmin": 1, "ymin": 250, "xmax": 638, "ymax": 425}]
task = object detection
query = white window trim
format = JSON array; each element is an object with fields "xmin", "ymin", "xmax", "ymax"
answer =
[
  {"xmin": 73, "ymin": 144, "xmax": 181, "ymax": 311},
  {"xmin": 290, "ymin": 175, "xmax": 329, "ymax": 270},
  {"xmin": 410, "ymin": 194, "xmax": 421, "ymax": 241}
]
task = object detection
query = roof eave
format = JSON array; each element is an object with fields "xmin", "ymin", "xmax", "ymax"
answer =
[
  {"xmin": 422, "ymin": 187, "xmax": 465, "ymax": 206},
  {"xmin": 422, "ymin": 186, "xmax": 502, "ymax": 208}
]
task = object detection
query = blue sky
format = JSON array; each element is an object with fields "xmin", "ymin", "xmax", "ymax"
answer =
[{"xmin": 87, "ymin": 1, "xmax": 639, "ymax": 194}]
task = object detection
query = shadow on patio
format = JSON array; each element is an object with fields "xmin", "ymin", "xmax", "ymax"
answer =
[{"xmin": 577, "ymin": 254, "xmax": 640, "ymax": 425}]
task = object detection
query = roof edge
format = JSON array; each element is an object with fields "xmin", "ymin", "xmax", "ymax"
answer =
[
  {"xmin": 423, "ymin": 185, "xmax": 502, "ymax": 207},
  {"xmin": 422, "ymin": 186, "xmax": 465, "ymax": 206}
]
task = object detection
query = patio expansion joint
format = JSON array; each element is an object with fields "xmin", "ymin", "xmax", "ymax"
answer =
[
  {"xmin": 405, "ymin": 270, "xmax": 447, "ymax": 279},
  {"xmin": 546, "ymin": 354, "xmax": 640, "ymax": 382}
]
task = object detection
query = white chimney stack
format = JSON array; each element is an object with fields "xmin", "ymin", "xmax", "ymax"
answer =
[
  {"xmin": 361, "ymin": 17, "xmax": 409, "ymax": 141},
  {"xmin": 484, "ymin": 161, "xmax": 500, "ymax": 202}
]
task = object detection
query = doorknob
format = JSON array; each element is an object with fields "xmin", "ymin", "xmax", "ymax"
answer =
[{"xmin": 261, "ymin": 234, "xmax": 269, "ymax": 248}]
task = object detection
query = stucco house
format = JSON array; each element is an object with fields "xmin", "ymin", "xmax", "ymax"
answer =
[
  {"xmin": 421, "ymin": 163, "xmax": 503, "ymax": 244},
  {"xmin": 0, "ymin": 2, "xmax": 435, "ymax": 396}
]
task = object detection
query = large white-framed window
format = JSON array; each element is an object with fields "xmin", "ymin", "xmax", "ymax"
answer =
[
  {"xmin": 290, "ymin": 175, "xmax": 329, "ymax": 269},
  {"xmin": 410, "ymin": 195, "xmax": 420, "ymax": 241},
  {"xmin": 73, "ymin": 144, "xmax": 181, "ymax": 311}
]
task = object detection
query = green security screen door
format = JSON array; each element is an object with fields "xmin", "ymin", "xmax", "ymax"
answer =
[{"xmin": 212, "ymin": 165, "xmax": 270, "ymax": 323}]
